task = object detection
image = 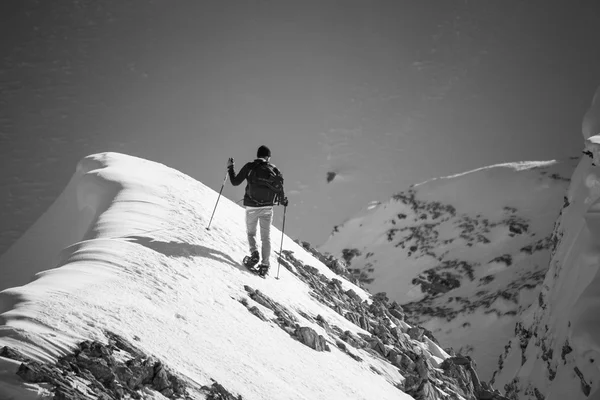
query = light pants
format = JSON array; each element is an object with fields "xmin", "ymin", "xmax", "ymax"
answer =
[{"xmin": 245, "ymin": 207, "xmax": 273, "ymax": 266}]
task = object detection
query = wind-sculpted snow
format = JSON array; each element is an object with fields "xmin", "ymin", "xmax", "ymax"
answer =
[
  {"xmin": 583, "ymin": 84, "xmax": 600, "ymax": 141},
  {"xmin": 0, "ymin": 152, "xmax": 507, "ymax": 399},
  {"xmin": 492, "ymin": 139, "xmax": 600, "ymax": 400},
  {"xmin": 321, "ymin": 159, "xmax": 577, "ymax": 380}
]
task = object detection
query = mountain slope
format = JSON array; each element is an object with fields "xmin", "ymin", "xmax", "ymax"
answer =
[
  {"xmin": 490, "ymin": 91, "xmax": 600, "ymax": 400},
  {"xmin": 490, "ymin": 151, "xmax": 596, "ymax": 400},
  {"xmin": 320, "ymin": 159, "xmax": 578, "ymax": 380},
  {"xmin": 0, "ymin": 153, "xmax": 504, "ymax": 400}
]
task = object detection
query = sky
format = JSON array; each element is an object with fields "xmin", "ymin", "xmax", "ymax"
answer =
[{"xmin": 2, "ymin": 1, "xmax": 600, "ymax": 255}]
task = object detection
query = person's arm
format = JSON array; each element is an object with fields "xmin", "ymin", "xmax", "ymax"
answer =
[
  {"xmin": 276, "ymin": 167, "xmax": 288, "ymax": 206},
  {"xmin": 228, "ymin": 161, "xmax": 251, "ymax": 186}
]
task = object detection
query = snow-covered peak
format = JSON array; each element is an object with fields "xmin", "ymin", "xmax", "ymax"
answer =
[
  {"xmin": 491, "ymin": 135, "xmax": 600, "ymax": 400},
  {"xmin": 0, "ymin": 153, "xmax": 503, "ymax": 400},
  {"xmin": 320, "ymin": 159, "xmax": 578, "ymax": 380}
]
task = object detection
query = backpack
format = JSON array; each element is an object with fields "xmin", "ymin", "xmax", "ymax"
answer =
[{"xmin": 247, "ymin": 161, "xmax": 284, "ymax": 206}]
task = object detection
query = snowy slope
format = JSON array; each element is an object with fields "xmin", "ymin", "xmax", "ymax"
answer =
[
  {"xmin": 491, "ymin": 86, "xmax": 600, "ymax": 400},
  {"xmin": 320, "ymin": 159, "xmax": 578, "ymax": 380},
  {"xmin": 0, "ymin": 152, "xmax": 501, "ymax": 400}
]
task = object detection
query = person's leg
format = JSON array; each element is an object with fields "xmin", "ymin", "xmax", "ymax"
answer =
[
  {"xmin": 258, "ymin": 208, "xmax": 274, "ymax": 266},
  {"xmin": 246, "ymin": 209, "xmax": 260, "ymax": 257}
]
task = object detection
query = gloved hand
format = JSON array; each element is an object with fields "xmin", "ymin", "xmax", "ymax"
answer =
[
  {"xmin": 227, "ymin": 157, "xmax": 234, "ymax": 168},
  {"xmin": 280, "ymin": 197, "xmax": 289, "ymax": 207}
]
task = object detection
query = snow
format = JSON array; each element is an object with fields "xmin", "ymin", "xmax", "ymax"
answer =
[
  {"xmin": 0, "ymin": 152, "xmax": 414, "ymax": 400},
  {"xmin": 583, "ymin": 84, "xmax": 600, "ymax": 140},
  {"xmin": 490, "ymin": 93, "xmax": 600, "ymax": 399},
  {"xmin": 320, "ymin": 158, "xmax": 577, "ymax": 380}
]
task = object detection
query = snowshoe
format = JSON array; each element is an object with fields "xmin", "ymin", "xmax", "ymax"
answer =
[
  {"xmin": 243, "ymin": 251, "xmax": 260, "ymax": 271},
  {"xmin": 257, "ymin": 264, "xmax": 269, "ymax": 278}
]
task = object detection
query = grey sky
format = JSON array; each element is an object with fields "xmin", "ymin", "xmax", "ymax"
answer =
[{"xmin": 1, "ymin": 1, "xmax": 599, "ymax": 254}]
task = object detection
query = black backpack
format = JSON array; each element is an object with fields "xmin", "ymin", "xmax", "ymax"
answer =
[{"xmin": 247, "ymin": 161, "xmax": 284, "ymax": 205}]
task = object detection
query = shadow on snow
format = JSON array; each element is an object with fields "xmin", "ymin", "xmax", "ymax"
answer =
[{"xmin": 124, "ymin": 236, "xmax": 239, "ymax": 268}]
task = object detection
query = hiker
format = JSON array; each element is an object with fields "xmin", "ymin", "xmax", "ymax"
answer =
[{"xmin": 227, "ymin": 145, "xmax": 288, "ymax": 277}]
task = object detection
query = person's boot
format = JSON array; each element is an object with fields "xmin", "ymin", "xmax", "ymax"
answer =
[
  {"xmin": 243, "ymin": 251, "xmax": 260, "ymax": 270},
  {"xmin": 257, "ymin": 264, "xmax": 270, "ymax": 277}
]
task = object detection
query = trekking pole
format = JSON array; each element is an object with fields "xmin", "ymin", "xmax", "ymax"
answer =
[
  {"xmin": 206, "ymin": 169, "xmax": 228, "ymax": 230},
  {"xmin": 276, "ymin": 205, "xmax": 287, "ymax": 280}
]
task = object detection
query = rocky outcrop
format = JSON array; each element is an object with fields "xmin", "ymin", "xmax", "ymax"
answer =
[
  {"xmin": 201, "ymin": 380, "xmax": 244, "ymax": 400},
  {"xmin": 271, "ymin": 249, "xmax": 514, "ymax": 400},
  {"xmin": 295, "ymin": 240, "xmax": 358, "ymax": 284},
  {"xmin": 241, "ymin": 285, "xmax": 330, "ymax": 352},
  {"xmin": 1, "ymin": 331, "xmax": 250, "ymax": 400},
  {"xmin": 295, "ymin": 327, "xmax": 330, "ymax": 352},
  {"xmin": 1, "ymin": 332, "xmax": 191, "ymax": 399}
]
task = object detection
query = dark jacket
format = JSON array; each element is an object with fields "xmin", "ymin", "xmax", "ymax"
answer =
[{"xmin": 228, "ymin": 158, "xmax": 285, "ymax": 207}]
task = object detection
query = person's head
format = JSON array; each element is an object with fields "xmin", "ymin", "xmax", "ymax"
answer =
[{"xmin": 257, "ymin": 145, "xmax": 271, "ymax": 160}]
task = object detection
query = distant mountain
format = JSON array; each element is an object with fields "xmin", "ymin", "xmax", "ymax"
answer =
[{"xmin": 320, "ymin": 158, "xmax": 578, "ymax": 380}]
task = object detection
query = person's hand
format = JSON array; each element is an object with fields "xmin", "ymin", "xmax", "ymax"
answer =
[
  {"xmin": 280, "ymin": 197, "xmax": 289, "ymax": 207},
  {"xmin": 227, "ymin": 157, "xmax": 234, "ymax": 168}
]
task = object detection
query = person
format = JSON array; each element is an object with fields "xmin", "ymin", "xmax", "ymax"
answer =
[{"xmin": 227, "ymin": 145, "xmax": 288, "ymax": 277}]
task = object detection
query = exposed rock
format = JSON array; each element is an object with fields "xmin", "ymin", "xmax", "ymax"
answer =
[
  {"xmin": 389, "ymin": 307, "xmax": 405, "ymax": 321},
  {"xmin": 440, "ymin": 356, "xmax": 510, "ymax": 400},
  {"xmin": 369, "ymin": 337, "xmax": 389, "ymax": 358},
  {"xmin": 345, "ymin": 311, "xmax": 360, "ymax": 326},
  {"xmin": 315, "ymin": 314, "xmax": 331, "ymax": 332},
  {"xmin": 345, "ymin": 289, "xmax": 362, "ymax": 302},
  {"xmin": 271, "ymin": 249, "xmax": 515, "ymax": 399},
  {"xmin": 201, "ymin": 380, "xmax": 244, "ymax": 400},
  {"xmin": 6, "ymin": 333, "xmax": 189, "ymax": 399},
  {"xmin": 358, "ymin": 315, "xmax": 371, "ymax": 332},
  {"xmin": 339, "ymin": 330, "xmax": 367, "ymax": 349},
  {"xmin": 244, "ymin": 286, "xmax": 298, "ymax": 329},
  {"xmin": 0, "ymin": 346, "xmax": 30, "ymax": 362},
  {"xmin": 373, "ymin": 323, "xmax": 395, "ymax": 345},
  {"xmin": 407, "ymin": 327, "xmax": 425, "ymax": 341},
  {"xmin": 16, "ymin": 361, "xmax": 56, "ymax": 384},
  {"xmin": 124, "ymin": 356, "xmax": 156, "ymax": 389},
  {"xmin": 295, "ymin": 327, "xmax": 330, "ymax": 352},
  {"xmin": 248, "ymin": 306, "xmax": 269, "ymax": 321}
]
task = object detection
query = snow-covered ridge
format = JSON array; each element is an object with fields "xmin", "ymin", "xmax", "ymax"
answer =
[
  {"xmin": 583, "ymin": 84, "xmax": 600, "ymax": 141},
  {"xmin": 320, "ymin": 159, "xmax": 578, "ymax": 381},
  {"xmin": 0, "ymin": 152, "xmax": 506, "ymax": 399}
]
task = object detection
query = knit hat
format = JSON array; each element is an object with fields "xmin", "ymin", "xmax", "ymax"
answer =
[{"xmin": 257, "ymin": 145, "xmax": 271, "ymax": 158}]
